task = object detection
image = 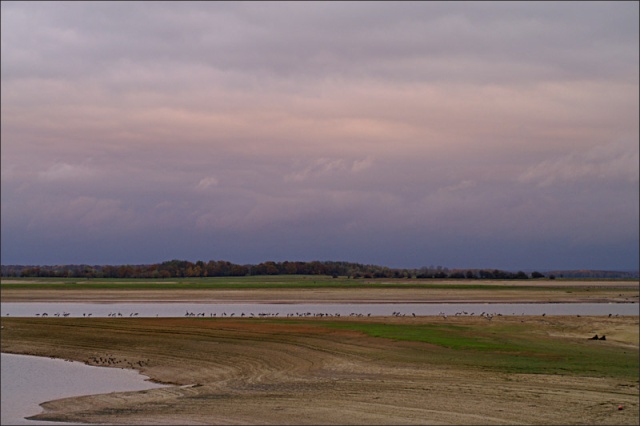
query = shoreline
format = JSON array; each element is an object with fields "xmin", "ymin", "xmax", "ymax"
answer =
[
  {"xmin": 2, "ymin": 314, "xmax": 638, "ymax": 425},
  {"xmin": 0, "ymin": 352, "xmax": 168, "ymax": 426}
]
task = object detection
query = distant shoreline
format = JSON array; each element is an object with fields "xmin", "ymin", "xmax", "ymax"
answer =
[{"xmin": 2, "ymin": 278, "xmax": 638, "ymax": 304}]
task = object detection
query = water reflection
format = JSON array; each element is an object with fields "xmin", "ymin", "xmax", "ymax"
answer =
[
  {"xmin": 1, "ymin": 302, "xmax": 638, "ymax": 318},
  {"xmin": 1, "ymin": 353, "xmax": 168, "ymax": 425}
]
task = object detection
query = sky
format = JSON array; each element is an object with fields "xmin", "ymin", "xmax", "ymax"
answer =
[{"xmin": 1, "ymin": 1, "xmax": 638, "ymax": 271}]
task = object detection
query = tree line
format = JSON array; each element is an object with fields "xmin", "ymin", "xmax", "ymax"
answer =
[{"xmin": 0, "ymin": 260, "xmax": 558, "ymax": 280}]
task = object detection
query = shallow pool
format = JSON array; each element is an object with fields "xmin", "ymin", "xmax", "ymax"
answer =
[{"xmin": 1, "ymin": 353, "xmax": 168, "ymax": 425}]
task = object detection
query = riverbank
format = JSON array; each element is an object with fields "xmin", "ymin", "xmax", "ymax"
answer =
[{"xmin": 2, "ymin": 315, "xmax": 638, "ymax": 425}]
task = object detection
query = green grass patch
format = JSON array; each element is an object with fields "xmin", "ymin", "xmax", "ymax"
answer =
[{"xmin": 307, "ymin": 320, "xmax": 639, "ymax": 378}]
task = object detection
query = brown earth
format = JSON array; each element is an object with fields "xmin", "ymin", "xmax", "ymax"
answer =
[
  {"xmin": 1, "ymin": 314, "xmax": 638, "ymax": 425},
  {"xmin": 2, "ymin": 279, "xmax": 639, "ymax": 303}
]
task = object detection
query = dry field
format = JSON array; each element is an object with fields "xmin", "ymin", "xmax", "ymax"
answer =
[{"xmin": 1, "ymin": 280, "xmax": 638, "ymax": 425}]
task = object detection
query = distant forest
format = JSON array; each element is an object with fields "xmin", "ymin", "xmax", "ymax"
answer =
[{"xmin": 1, "ymin": 260, "xmax": 638, "ymax": 279}]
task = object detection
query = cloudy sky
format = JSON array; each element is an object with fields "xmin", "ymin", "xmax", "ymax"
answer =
[{"xmin": 2, "ymin": 1, "xmax": 638, "ymax": 270}]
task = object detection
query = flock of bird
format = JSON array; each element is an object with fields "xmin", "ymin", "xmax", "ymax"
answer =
[
  {"xmin": 24, "ymin": 310, "xmax": 412, "ymax": 318},
  {"xmin": 15, "ymin": 311, "xmax": 621, "ymax": 318},
  {"xmin": 34, "ymin": 312, "xmax": 71, "ymax": 317},
  {"xmin": 87, "ymin": 354, "xmax": 150, "ymax": 368},
  {"xmin": 31, "ymin": 311, "xmax": 137, "ymax": 317},
  {"xmin": 183, "ymin": 311, "xmax": 373, "ymax": 318}
]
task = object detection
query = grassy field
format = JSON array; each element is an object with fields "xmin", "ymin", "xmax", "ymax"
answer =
[
  {"xmin": 2, "ymin": 276, "xmax": 638, "ymax": 303},
  {"xmin": 317, "ymin": 319, "xmax": 638, "ymax": 377},
  {"xmin": 3, "ymin": 275, "xmax": 639, "ymax": 289}
]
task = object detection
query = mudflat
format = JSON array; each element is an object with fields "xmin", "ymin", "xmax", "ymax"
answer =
[
  {"xmin": 2, "ymin": 278, "xmax": 638, "ymax": 303},
  {"xmin": 1, "ymin": 279, "xmax": 638, "ymax": 425}
]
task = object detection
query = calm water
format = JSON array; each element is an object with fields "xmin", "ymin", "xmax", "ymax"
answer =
[
  {"xmin": 1, "ymin": 353, "xmax": 168, "ymax": 425},
  {"xmin": 1, "ymin": 302, "xmax": 638, "ymax": 318}
]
